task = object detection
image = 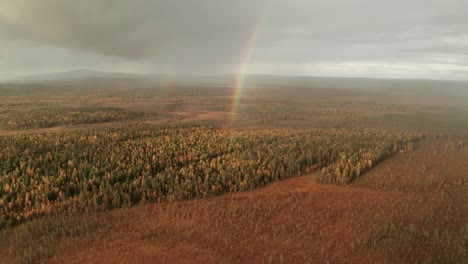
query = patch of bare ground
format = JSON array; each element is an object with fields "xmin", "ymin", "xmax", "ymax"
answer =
[
  {"xmin": 168, "ymin": 107, "xmax": 228, "ymax": 123},
  {"xmin": 1, "ymin": 140, "xmax": 467, "ymax": 263}
]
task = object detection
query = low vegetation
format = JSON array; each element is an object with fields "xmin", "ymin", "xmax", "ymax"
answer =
[{"xmin": 362, "ymin": 223, "xmax": 468, "ymax": 263}]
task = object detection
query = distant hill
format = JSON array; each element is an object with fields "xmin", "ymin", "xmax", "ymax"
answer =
[
  {"xmin": 11, "ymin": 69, "xmax": 150, "ymax": 82},
  {"xmin": 7, "ymin": 69, "xmax": 468, "ymax": 96},
  {"xmin": 9, "ymin": 69, "xmax": 236, "ymax": 86}
]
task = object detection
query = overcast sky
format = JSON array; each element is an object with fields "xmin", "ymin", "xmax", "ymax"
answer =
[{"xmin": 0, "ymin": 0, "xmax": 467, "ymax": 80}]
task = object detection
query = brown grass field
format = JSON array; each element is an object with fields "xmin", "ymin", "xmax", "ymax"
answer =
[{"xmin": 0, "ymin": 79, "xmax": 467, "ymax": 263}]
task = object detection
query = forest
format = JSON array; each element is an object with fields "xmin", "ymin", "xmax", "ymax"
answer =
[{"xmin": 0, "ymin": 126, "xmax": 426, "ymax": 228}]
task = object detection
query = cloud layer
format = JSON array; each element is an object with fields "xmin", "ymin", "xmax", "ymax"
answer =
[{"xmin": 1, "ymin": 0, "xmax": 467, "ymax": 79}]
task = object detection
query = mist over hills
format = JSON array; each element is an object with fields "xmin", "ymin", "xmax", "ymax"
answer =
[
  {"xmin": 6, "ymin": 69, "xmax": 468, "ymax": 97},
  {"xmin": 11, "ymin": 69, "xmax": 151, "ymax": 82},
  {"xmin": 8, "ymin": 69, "xmax": 234, "ymax": 86}
]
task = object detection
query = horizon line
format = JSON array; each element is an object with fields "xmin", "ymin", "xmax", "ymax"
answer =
[{"xmin": 2, "ymin": 68, "xmax": 468, "ymax": 83}]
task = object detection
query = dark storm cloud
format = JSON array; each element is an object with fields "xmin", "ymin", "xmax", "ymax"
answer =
[
  {"xmin": 0, "ymin": 0, "xmax": 467, "ymax": 79},
  {"xmin": 0, "ymin": 0, "xmax": 266, "ymax": 60}
]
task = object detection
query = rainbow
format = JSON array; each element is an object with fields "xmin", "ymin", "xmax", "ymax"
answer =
[{"xmin": 228, "ymin": 9, "xmax": 268, "ymax": 127}]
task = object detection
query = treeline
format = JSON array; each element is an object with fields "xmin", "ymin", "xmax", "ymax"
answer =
[
  {"xmin": 0, "ymin": 107, "xmax": 146, "ymax": 130},
  {"xmin": 0, "ymin": 127, "xmax": 425, "ymax": 227}
]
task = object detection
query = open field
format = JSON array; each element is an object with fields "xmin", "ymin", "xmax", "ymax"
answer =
[
  {"xmin": 0, "ymin": 79, "xmax": 467, "ymax": 263},
  {"xmin": 1, "ymin": 79, "xmax": 468, "ymax": 134}
]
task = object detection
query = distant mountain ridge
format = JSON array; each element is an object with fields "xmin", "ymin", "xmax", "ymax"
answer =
[
  {"xmin": 11, "ymin": 69, "xmax": 150, "ymax": 81},
  {"xmin": 7, "ymin": 69, "xmax": 468, "ymax": 95}
]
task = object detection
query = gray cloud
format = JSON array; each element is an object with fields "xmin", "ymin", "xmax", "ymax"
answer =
[
  {"xmin": 0, "ymin": 0, "xmax": 266, "ymax": 59},
  {"xmin": 0, "ymin": 0, "xmax": 467, "ymax": 79}
]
